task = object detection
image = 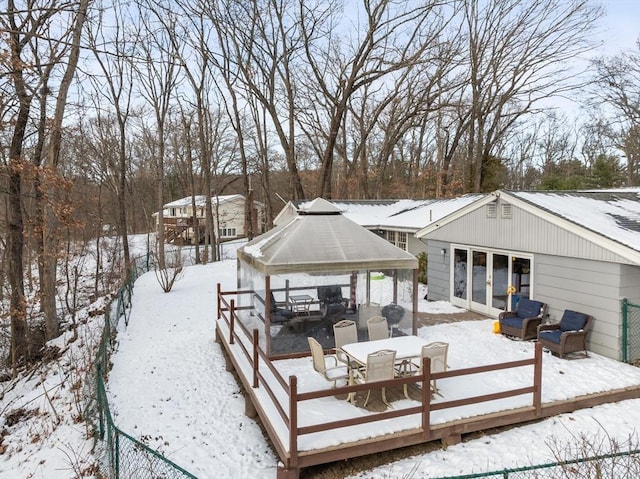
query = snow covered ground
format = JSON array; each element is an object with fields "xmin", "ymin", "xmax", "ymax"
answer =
[{"xmin": 1, "ymin": 239, "xmax": 639, "ymax": 479}]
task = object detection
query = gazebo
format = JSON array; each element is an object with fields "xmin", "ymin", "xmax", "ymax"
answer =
[{"xmin": 235, "ymin": 198, "xmax": 420, "ymax": 357}]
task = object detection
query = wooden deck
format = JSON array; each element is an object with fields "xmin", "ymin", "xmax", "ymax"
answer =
[{"xmin": 216, "ymin": 291, "xmax": 640, "ymax": 479}]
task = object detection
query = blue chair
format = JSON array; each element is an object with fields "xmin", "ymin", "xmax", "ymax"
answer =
[
  {"xmin": 538, "ymin": 310, "xmax": 593, "ymax": 358},
  {"xmin": 498, "ymin": 297, "xmax": 547, "ymax": 340}
]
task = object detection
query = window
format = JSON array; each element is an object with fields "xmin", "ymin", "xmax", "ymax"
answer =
[
  {"xmin": 397, "ymin": 232, "xmax": 407, "ymax": 251},
  {"xmin": 384, "ymin": 230, "xmax": 407, "ymax": 251},
  {"xmin": 219, "ymin": 227, "xmax": 236, "ymax": 238}
]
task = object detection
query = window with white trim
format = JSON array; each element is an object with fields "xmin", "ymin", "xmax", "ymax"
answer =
[{"xmin": 219, "ymin": 227, "xmax": 236, "ymax": 238}]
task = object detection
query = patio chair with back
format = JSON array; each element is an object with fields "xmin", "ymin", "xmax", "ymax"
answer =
[
  {"xmin": 367, "ymin": 316, "xmax": 390, "ymax": 341},
  {"xmin": 399, "ymin": 341, "xmax": 449, "ymax": 398},
  {"xmin": 498, "ymin": 297, "xmax": 547, "ymax": 340},
  {"xmin": 308, "ymin": 337, "xmax": 349, "ymax": 387},
  {"xmin": 317, "ymin": 285, "xmax": 349, "ymax": 322},
  {"xmin": 353, "ymin": 349, "xmax": 397, "ymax": 407},
  {"xmin": 537, "ymin": 310, "xmax": 593, "ymax": 358},
  {"xmin": 269, "ymin": 291, "xmax": 295, "ymax": 325},
  {"xmin": 333, "ymin": 319, "xmax": 358, "ymax": 366}
]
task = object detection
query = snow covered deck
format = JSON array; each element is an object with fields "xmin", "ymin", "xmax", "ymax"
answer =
[{"xmin": 216, "ymin": 293, "xmax": 640, "ymax": 479}]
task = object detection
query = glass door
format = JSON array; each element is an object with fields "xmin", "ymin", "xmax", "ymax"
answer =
[
  {"xmin": 450, "ymin": 247, "xmax": 533, "ymax": 315},
  {"xmin": 451, "ymin": 248, "xmax": 468, "ymax": 308},
  {"xmin": 470, "ymin": 251, "xmax": 488, "ymax": 311}
]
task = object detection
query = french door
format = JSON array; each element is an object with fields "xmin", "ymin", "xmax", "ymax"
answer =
[{"xmin": 450, "ymin": 246, "xmax": 531, "ymax": 316}]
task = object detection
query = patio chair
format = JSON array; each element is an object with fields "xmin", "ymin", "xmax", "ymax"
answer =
[
  {"xmin": 352, "ymin": 349, "xmax": 397, "ymax": 407},
  {"xmin": 308, "ymin": 337, "xmax": 349, "ymax": 387},
  {"xmin": 269, "ymin": 291, "xmax": 294, "ymax": 324},
  {"xmin": 333, "ymin": 319, "xmax": 358, "ymax": 367},
  {"xmin": 537, "ymin": 310, "xmax": 593, "ymax": 358},
  {"xmin": 498, "ymin": 297, "xmax": 547, "ymax": 340},
  {"xmin": 399, "ymin": 342, "xmax": 449, "ymax": 399},
  {"xmin": 367, "ymin": 316, "xmax": 390, "ymax": 341},
  {"xmin": 317, "ymin": 285, "xmax": 349, "ymax": 322}
]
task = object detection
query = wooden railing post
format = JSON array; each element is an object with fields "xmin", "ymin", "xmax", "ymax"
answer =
[
  {"xmin": 217, "ymin": 283, "xmax": 221, "ymax": 320},
  {"xmin": 534, "ymin": 341, "xmax": 543, "ymax": 416},
  {"xmin": 421, "ymin": 356, "xmax": 431, "ymax": 440},
  {"xmin": 230, "ymin": 299, "xmax": 235, "ymax": 344},
  {"xmin": 289, "ymin": 376, "xmax": 298, "ymax": 469},
  {"xmin": 253, "ymin": 329, "xmax": 259, "ymax": 388}
]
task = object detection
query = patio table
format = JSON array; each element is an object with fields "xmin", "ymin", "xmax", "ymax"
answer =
[
  {"xmin": 289, "ymin": 294, "xmax": 313, "ymax": 316},
  {"xmin": 340, "ymin": 335, "xmax": 431, "ymax": 403}
]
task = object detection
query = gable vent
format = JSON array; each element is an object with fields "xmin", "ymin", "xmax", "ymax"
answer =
[
  {"xmin": 502, "ymin": 204, "xmax": 513, "ymax": 219},
  {"xmin": 486, "ymin": 203, "xmax": 497, "ymax": 218}
]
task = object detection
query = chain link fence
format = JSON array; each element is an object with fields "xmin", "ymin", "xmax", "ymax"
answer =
[
  {"xmin": 83, "ymin": 253, "xmax": 197, "ymax": 479},
  {"xmin": 431, "ymin": 448, "xmax": 640, "ymax": 479},
  {"xmin": 622, "ymin": 298, "xmax": 640, "ymax": 364}
]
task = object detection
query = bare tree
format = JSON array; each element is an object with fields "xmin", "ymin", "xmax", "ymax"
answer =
[
  {"xmin": 461, "ymin": 0, "xmax": 602, "ymax": 192},
  {"xmin": 2, "ymin": 0, "xmax": 90, "ymax": 367},
  {"xmin": 591, "ymin": 41, "xmax": 640, "ymax": 185},
  {"xmin": 85, "ymin": 0, "xmax": 139, "ymax": 274},
  {"xmin": 133, "ymin": 1, "xmax": 182, "ymax": 269}
]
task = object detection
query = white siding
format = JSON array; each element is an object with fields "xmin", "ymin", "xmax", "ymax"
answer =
[
  {"xmin": 535, "ymin": 255, "xmax": 623, "ymax": 360},
  {"xmin": 426, "ymin": 241, "xmax": 450, "ymax": 301},
  {"xmin": 427, "ymin": 198, "xmax": 630, "ymax": 264}
]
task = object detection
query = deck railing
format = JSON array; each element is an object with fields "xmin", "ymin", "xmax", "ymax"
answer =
[{"xmin": 217, "ymin": 288, "xmax": 543, "ymax": 471}]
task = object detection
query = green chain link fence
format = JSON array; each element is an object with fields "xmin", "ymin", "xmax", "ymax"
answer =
[
  {"xmin": 431, "ymin": 447, "xmax": 640, "ymax": 478},
  {"xmin": 83, "ymin": 253, "xmax": 197, "ymax": 479},
  {"xmin": 622, "ymin": 298, "xmax": 640, "ymax": 364}
]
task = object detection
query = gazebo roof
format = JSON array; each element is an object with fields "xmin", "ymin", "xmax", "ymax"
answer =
[{"xmin": 238, "ymin": 198, "xmax": 419, "ymax": 275}]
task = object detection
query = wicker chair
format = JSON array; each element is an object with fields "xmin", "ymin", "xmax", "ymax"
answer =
[
  {"xmin": 537, "ymin": 310, "xmax": 593, "ymax": 358},
  {"xmin": 498, "ymin": 297, "xmax": 547, "ymax": 340}
]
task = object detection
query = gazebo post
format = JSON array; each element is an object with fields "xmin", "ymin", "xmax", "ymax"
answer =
[
  {"xmin": 413, "ymin": 269, "xmax": 419, "ymax": 335},
  {"xmin": 265, "ymin": 275, "xmax": 272, "ymax": 357}
]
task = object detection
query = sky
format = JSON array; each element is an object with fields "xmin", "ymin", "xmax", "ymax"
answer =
[{"xmin": 0, "ymin": 238, "xmax": 639, "ymax": 478}]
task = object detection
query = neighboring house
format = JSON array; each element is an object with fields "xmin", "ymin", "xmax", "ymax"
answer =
[
  {"xmin": 154, "ymin": 194, "xmax": 264, "ymax": 245},
  {"xmin": 416, "ymin": 188, "xmax": 640, "ymax": 362},
  {"xmin": 274, "ymin": 196, "xmax": 483, "ymax": 257}
]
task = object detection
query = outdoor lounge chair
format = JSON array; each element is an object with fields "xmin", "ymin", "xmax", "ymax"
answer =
[
  {"xmin": 269, "ymin": 292, "xmax": 294, "ymax": 324},
  {"xmin": 308, "ymin": 337, "xmax": 349, "ymax": 387},
  {"xmin": 317, "ymin": 285, "xmax": 349, "ymax": 322},
  {"xmin": 498, "ymin": 297, "xmax": 547, "ymax": 340},
  {"xmin": 537, "ymin": 310, "xmax": 593, "ymax": 358},
  {"xmin": 352, "ymin": 349, "xmax": 397, "ymax": 407}
]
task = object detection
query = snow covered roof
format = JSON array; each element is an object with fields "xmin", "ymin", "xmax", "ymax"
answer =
[
  {"xmin": 507, "ymin": 188, "xmax": 640, "ymax": 253},
  {"xmin": 162, "ymin": 194, "xmax": 243, "ymax": 209},
  {"xmin": 238, "ymin": 198, "xmax": 419, "ymax": 275},
  {"xmin": 416, "ymin": 188, "xmax": 640, "ymax": 263},
  {"xmin": 275, "ymin": 195, "xmax": 484, "ymax": 231}
]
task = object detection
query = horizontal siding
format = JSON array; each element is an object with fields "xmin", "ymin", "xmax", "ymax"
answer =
[
  {"xmin": 427, "ymin": 198, "xmax": 630, "ymax": 264},
  {"xmin": 535, "ymin": 255, "xmax": 622, "ymax": 360},
  {"xmin": 407, "ymin": 235, "xmax": 426, "ymax": 256},
  {"xmin": 427, "ymin": 241, "xmax": 450, "ymax": 301}
]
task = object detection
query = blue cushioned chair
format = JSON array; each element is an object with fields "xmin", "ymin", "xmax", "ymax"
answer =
[
  {"xmin": 537, "ymin": 310, "xmax": 593, "ymax": 358},
  {"xmin": 498, "ymin": 297, "xmax": 547, "ymax": 340}
]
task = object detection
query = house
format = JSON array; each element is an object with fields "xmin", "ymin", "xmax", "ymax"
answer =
[
  {"xmin": 274, "ymin": 196, "xmax": 483, "ymax": 257},
  {"xmin": 154, "ymin": 194, "xmax": 264, "ymax": 245},
  {"xmin": 416, "ymin": 188, "xmax": 640, "ymax": 362}
]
